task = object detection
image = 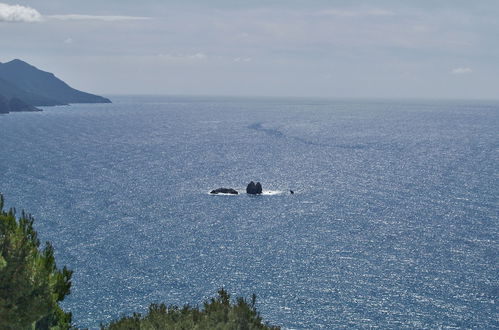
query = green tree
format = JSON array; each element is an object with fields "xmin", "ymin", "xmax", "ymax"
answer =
[
  {"xmin": 102, "ymin": 288, "xmax": 280, "ymax": 330},
  {"xmin": 0, "ymin": 194, "xmax": 73, "ymax": 330}
]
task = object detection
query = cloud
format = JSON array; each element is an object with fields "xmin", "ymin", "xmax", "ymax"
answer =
[
  {"xmin": 315, "ymin": 8, "xmax": 394, "ymax": 17},
  {"xmin": 157, "ymin": 53, "xmax": 207, "ymax": 61},
  {"xmin": 0, "ymin": 3, "xmax": 149, "ymax": 23},
  {"xmin": 48, "ymin": 14, "xmax": 150, "ymax": 21},
  {"xmin": 451, "ymin": 67, "xmax": 472, "ymax": 74},
  {"xmin": 0, "ymin": 2, "xmax": 42, "ymax": 22},
  {"xmin": 234, "ymin": 57, "xmax": 252, "ymax": 62},
  {"xmin": 64, "ymin": 37, "xmax": 73, "ymax": 44},
  {"xmin": 188, "ymin": 53, "xmax": 207, "ymax": 60}
]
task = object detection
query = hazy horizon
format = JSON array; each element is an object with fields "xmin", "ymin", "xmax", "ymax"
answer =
[{"xmin": 1, "ymin": 0, "xmax": 498, "ymax": 99}]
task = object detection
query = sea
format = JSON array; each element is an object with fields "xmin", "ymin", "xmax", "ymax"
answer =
[{"xmin": 0, "ymin": 96, "xmax": 497, "ymax": 329}]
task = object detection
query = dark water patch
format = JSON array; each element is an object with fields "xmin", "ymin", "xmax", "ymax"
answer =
[
  {"xmin": 248, "ymin": 121, "xmax": 402, "ymax": 151},
  {"xmin": 248, "ymin": 122, "xmax": 285, "ymax": 138}
]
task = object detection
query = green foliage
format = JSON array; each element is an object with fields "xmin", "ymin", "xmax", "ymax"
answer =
[
  {"xmin": 102, "ymin": 288, "xmax": 280, "ymax": 330},
  {"xmin": 0, "ymin": 194, "xmax": 73, "ymax": 330},
  {"xmin": 0, "ymin": 193, "xmax": 280, "ymax": 329}
]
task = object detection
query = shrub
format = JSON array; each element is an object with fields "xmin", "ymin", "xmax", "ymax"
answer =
[{"xmin": 102, "ymin": 288, "xmax": 280, "ymax": 330}]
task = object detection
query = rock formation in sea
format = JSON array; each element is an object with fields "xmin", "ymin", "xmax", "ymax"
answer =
[
  {"xmin": 210, "ymin": 188, "xmax": 239, "ymax": 195},
  {"xmin": 246, "ymin": 181, "xmax": 263, "ymax": 194}
]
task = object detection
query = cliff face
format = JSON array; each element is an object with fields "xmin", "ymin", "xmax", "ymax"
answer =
[
  {"xmin": 0, "ymin": 59, "xmax": 111, "ymax": 113},
  {"xmin": 0, "ymin": 95, "xmax": 9, "ymax": 113},
  {"xmin": 0, "ymin": 93, "xmax": 41, "ymax": 114}
]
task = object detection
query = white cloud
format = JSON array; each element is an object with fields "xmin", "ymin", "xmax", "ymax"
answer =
[
  {"xmin": 0, "ymin": 3, "xmax": 42, "ymax": 22},
  {"xmin": 451, "ymin": 67, "xmax": 473, "ymax": 74},
  {"xmin": 189, "ymin": 53, "xmax": 207, "ymax": 60},
  {"xmin": 48, "ymin": 14, "xmax": 150, "ymax": 21},
  {"xmin": 0, "ymin": 3, "xmax": 149, "ymax": 23},
  {"xmin": 234, "ymin": 57, "xmax": 252, "ymax": 62},
  {"xmin": 64, "ymin": 37, "xmax": 73, "ymax": 44}
]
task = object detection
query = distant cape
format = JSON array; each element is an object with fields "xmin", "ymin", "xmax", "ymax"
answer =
[{"xmin": 0, "ymin": 59, "xmax": 110, "ymax": 114}]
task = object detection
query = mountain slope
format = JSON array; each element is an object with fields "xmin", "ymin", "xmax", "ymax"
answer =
[
  {"xmin": 0, "ymin": 59, "xmax": 111, "ymax": 105},
  {"xmin": 0, "ymin": 77, "xmax": 61, "ymax": 106},
  {"xmin": 0, "ymin": 94, "xmax": 9, "ymax": 113},
  {"xmin": 0, "ymin": 93, "xmax": 40, "ymax": 113}
]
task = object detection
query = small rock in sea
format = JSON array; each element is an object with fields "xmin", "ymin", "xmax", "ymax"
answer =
[
  {"xmin": 246, "ymin": 181, "xmax": 263, "ymax": 194},
  {"xmin": 210, "ymin": 188, "xmax": 238, "ymax": 195}
]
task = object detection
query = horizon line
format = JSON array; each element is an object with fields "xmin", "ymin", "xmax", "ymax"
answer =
[{"xmin": 99, "ymin": 93, "xmax": 499, "ymax": 102}]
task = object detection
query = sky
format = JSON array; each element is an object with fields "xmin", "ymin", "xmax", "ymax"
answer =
[{"xmin": 0, "ymin": 0, "xmax": 498, "ymax": 99}]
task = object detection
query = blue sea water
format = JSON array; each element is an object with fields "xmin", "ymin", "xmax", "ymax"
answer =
[{"xmin": 0, "ymin": 96, "xmax": 497, "ymax": 329}]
